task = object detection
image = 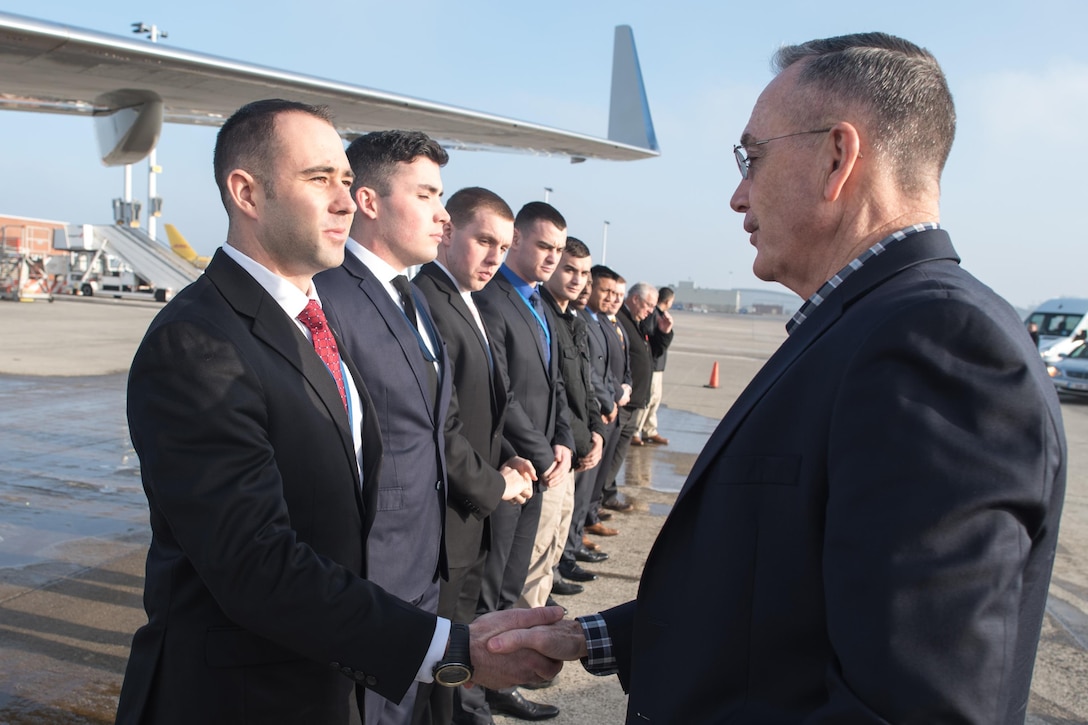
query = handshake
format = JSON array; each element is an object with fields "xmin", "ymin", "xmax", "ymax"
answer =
[{"xmin": 465, "ymin": 606, "xmax": 591, "ymax": 689}]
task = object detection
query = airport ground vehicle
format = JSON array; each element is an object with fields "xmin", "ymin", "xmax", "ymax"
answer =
[
  {"xmin": 1046, "ymin": 342, "xmax": 1088, "ymax": 397},
  {"xmin": 1025, "ymin": 297, "xmax": 1088, "ymax": 360}
]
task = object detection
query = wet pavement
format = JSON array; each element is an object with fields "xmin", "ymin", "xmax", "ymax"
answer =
[{"xmin": 0, "ymin": 308, "xmax": 1085, "ymax": 723}]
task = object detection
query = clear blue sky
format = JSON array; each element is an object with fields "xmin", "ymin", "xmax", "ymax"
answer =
[{"xmin": 2, "ymin": 0, "xmax": 1086, "ymax": 309}]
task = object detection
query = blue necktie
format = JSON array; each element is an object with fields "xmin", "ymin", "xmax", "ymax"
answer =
[{"xmin": 528, "ymin": 291, "xmax": 551, "ymax": 367}]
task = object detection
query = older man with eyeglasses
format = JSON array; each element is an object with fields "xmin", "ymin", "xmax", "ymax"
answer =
[{"xmin": 487, "ymin": 32, "xmax": 1067, "ymax": 724}]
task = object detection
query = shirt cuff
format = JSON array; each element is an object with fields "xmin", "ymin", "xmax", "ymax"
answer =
[
  {"xmin": 577, "ymin": 613, "xmax": 619, "ymax": 676},
  {"xmin": 415, "ymin": 617, "xmax": 451, "ymax": 683}
]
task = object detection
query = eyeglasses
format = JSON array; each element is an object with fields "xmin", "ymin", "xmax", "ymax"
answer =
[{"xmin": 733, "ymin": 128, "xmax": 832, "ymax": 179}]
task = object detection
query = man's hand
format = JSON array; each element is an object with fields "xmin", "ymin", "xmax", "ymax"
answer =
[
  {"xmin": 574, "ymin": 433, "xmax": 604, "ymax": 472},
  {"xmin": 487, "ymin": 618, "xmax": 589, "ymax": 662},
  {"xmin": 468, "ymin": 606, "xmax": 567, "ymax": 689},
  {"xmin": 542, "ymin": 445, "xmax": 572, "ymax": 488},
  {"xmin": 499, "ymin": 464, "xmax": 533, "ymax": 505},
  {"xmin": 618, "ymin": 384, "xmax": 632, "ymax": 408},
  {"xmin": 656, "ymin": 309, "xmax": 674, "ymax": 333},
  {"xmin": 601, "ymin": 405, "xmax": 618, "ymax": 426}
]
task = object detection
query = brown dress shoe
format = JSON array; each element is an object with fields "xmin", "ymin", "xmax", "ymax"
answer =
[
  {"xmin": 647, "ymin": 434, "xmax": 670, "ymax": 445},
  {"xmin": 582, "ymin": 536, "xmax": 601, "ymax": 551},
  {"xmin": 586, "ymin": 522, "xmax": 619, "ymax": 536},
  {"xmin": 630, "ymin": 435, "xmax": 645, "ymax": 446}
]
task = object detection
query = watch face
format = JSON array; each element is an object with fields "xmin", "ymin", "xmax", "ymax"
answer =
[{"xmin": 435, "ymin": 663, "xmax": 472, "ymax": 687}]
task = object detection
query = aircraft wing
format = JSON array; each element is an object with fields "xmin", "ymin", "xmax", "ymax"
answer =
[{"xmin": 0, "ymin": 12, "xmax": 659, "ymax": 165}]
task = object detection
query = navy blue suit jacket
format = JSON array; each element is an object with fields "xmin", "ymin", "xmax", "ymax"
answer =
[
  {"xmin": 316, "ymin": 251, "xmax": 450, "ymax": 603},
  {"xmin": 602, "ymin": 230, "xmax": 1066, "ymax": 723},
  {"xmin": 474, "ymin": 270, "xmax": 574, "ymax": 477}
]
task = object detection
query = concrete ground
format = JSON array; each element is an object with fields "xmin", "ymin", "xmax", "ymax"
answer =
[{"xmin": 0, "ymin": 299, "xmax": 1084, "ymax": 723}]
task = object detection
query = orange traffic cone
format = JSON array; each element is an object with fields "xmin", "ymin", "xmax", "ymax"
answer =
[{"xmin": 705, "ymin": 361, "xmax": 720, "ymax": 389}]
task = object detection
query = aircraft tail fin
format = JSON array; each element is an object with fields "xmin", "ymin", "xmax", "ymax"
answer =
[
  {"xmin": 165, "ymin": 224, "xmax": 196, "ymax": 262},
  {"xmin": 608, "ymin": 25, "xmax": 659, "ymax": 154},
  {"xmin": 165, "ymin": 224, "xmax": 210, "ymax": 269}
]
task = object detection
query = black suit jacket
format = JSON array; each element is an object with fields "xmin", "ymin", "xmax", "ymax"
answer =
[
  {"xmin": 601, "ymin": 230, "xmax": 1067, "ymax": 723},
  {"xmin": 584, "ymin": 309, "xmax": 618, "ymax": 416},
  {"xmin": 315, "ymin": 252, "xmax": 450, "ymax": 602},
  {"xmin": 474, "ymin": 269, "xmax": 574, "ymax": 477},
  {"xmin": 618, "ymin": 304, "xmax": 652, "ymax": 409},
  {"xmin": 414, "ymin": 262, "xmax": 509, "ymax": 568},
  {"xmin": 600, "ymin": 312, "xmax": 632, "ymax": 410},
  {"xmin": 541, "ymin": 287, "xmax": 604, "ymax": 461},
  {"xmin": 117, "ymin": 250, "xmax": 435, "ymax": 724}
]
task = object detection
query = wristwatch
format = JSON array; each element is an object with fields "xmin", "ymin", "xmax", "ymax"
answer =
[{"xmin": 433, "ymin": 623, "xmax": 474, "ymax": 687}]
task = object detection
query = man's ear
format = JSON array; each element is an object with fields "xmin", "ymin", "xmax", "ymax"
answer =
[
  {"xmin": 823, "ymin": 121, "xmax": 862, "ymax": 202},
  {"xmin": 440, "ymin": 220, "xmax": 454, "ymax": 247},
  {"xmin": 227, "ymin": 169, "xmax": 261, "ymax": 221},
  {"xmin": 354, "ymin": 185, "xmax": 380, "ymax": 220},
  {"xmin": 510, "ymin": 227, "xmax": 522, "ymax": 249}
]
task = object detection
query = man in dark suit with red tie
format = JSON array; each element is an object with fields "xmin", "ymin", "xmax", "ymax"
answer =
[
  {"xmin": 116, "ymin": 101, "xmax": 563, "ymax": 725},
  {"xmin": 493, "ymin": 33, "xmax": 1067, "ymax": 723}
]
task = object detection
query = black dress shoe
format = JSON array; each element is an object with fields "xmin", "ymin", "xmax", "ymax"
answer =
[
  {"xmin": 521, "ymin": 672, "xmax": 558, "ymax": 690},
  {"xmin": 558, "ymin": 563, "xmax": 598, "ymax": 582},
  {"xmin": 602, "ymin": 496, "xmax": 635, "ymax": 513},
  {"xmin": 545, "ymin": 595, "xmax": 568, "ymax": 615},
  {"xmin": 550, "ymin": 579, "xmax": 584, "ymax": 595},
  {"xmin": 486, "ymin": 688, "xmax": 559, "ymax": 720},
  {"xmin": 597, "ymin": 510, "xmax": 614, "ymax": 521},
  {"xmin": 575, "ymin": 547, "xmax": 609, "ymax": 563}
]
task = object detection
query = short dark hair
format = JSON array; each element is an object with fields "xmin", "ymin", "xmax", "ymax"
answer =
[
  {"xmin": 213, "ymin": 99, "xmax": 334, "ymax": 211},
  {"xmin": 773, "ymin": 32, "xmax": 955, "ymax": 192},
  {"xmin": 445, "ymin": 187, "xmax": 513, "ymax": 227},
  {"xmin": 515, "ymin": 201, "xmax": 566, "ymax": 232},
  {"xmin": 564, "ymin": 237, "xmax": 590, "ymax": 259},
  {"xmin": 345, "ymin": 130, "xmax": 449, "ymax": 196},
  {"xmin": 658, "ymin": 286, "xmax": 675, "ymax": 303},
  {"xmin": 591, "ymin": 264, "xmax": 620, "ymax": 283}
]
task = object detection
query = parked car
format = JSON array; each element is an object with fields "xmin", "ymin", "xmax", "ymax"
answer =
[{"xmin": 1046, "ymin": 342, "xmax": 1088, "ymax": 397}]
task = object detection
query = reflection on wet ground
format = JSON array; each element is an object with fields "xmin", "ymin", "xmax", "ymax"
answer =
[
  {"xmin": 0, "ymin": 374, "xmax": 147, "ymax": 570},
  {"xmin": 615, "ymin": 406, "xmax": 719, "ymax": 510},
  {"xmin": 0, "ymin": 379, "xmax": 724, "ymax": 570}
]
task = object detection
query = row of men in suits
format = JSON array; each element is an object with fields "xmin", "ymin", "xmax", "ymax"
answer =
[{"xmin": 115, "ymin": 100, "xmax": 566, "ymax": 725}]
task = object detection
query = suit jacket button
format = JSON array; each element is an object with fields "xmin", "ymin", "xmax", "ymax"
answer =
[
  {"xmin": 354, "ymin": 671, "xmax": 367, "ymax": 682},
  {"xmin": 365, "ymin": 675, "xmax": 378, "ymax": 687},
  {"xmin": 330, "ymin": 661, "xmax": 340, "ymax": 669},
  {"xmin": 435, "ymin": 480, "xmax": 441, "ymax": 490}
]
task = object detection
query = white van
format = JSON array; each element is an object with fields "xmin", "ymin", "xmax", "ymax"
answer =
[{"xmin": 1024, "ymin": 297, "xmax": 1088, "ymax": 360}]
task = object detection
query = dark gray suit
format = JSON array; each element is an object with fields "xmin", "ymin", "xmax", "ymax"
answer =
[{"xmin": 316, "ymin": 249, "xmax": 451, "ymax": 725}]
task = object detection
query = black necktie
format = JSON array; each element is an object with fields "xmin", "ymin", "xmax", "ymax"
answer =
[
  {"xmin": 392, "ymin": 275, "xmax": 419, "ymax": 331},
  {"xmin": 528, "ymin": 290, "xmax": 551, "ymax": 367},
  {"xmin": 392, "ymin": 275, "xmax": 438, "ymax": 403}
]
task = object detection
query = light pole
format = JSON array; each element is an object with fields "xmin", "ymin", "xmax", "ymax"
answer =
[
  {"xmin": 132, "ymin": 22, "xmax": 168, "ymax": 240},
  {"xmin": 601, "ymin": 221, "xmax": 610, "ymax": 264},
  {"xmin": 543, "ymin": 187, "xmax": 553, "ymax": 203}
]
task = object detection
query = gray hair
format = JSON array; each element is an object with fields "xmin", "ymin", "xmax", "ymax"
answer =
[
  {"xmin": 773, "ymin": 32, "xmax": 955, "ymax": 194},
  {"xmin": 628, "ymin": 282, "xmax": 657, "ymax": 301}
]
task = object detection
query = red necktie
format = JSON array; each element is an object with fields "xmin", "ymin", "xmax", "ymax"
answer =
[{"xmin": 297, "ymin": 299, "xmax": 347, "ymax": 410}]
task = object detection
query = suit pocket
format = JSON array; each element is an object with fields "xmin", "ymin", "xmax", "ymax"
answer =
[
  {"xmin": 711, "ymin": 454, "xmax": 801, "ymax": 487},
  {"xmin": 376, "ymin": 486, "xmax": 405, "ymax": 512},
  {"xmin": 205, "ymin": 626, "xmax": 304, "ymax": 668}
]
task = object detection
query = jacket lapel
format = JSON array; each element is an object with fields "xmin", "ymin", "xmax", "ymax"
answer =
[
  {"xmin": 204, "ymin": 251, "xmax": 359, "ymax": 491},
  {"xmin": 675, "ymin": 229, "xmax": 960, "ymax": 506},
  {"xmin": 343, "ymin": 253, "xmax": 437, "ymax": 424}
]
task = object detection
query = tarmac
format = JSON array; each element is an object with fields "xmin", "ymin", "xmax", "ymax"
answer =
[{"xmin": 0, "ymin": 297, "xmax": 1085, "ymax": 724}]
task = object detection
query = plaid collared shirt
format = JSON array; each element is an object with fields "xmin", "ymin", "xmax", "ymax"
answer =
[
  {"xmin": 577, "ymin": 614, "xmax": 619, "ymax": 675},
  {"xmin": 786, "ymin": 223, "xmax": 941, "ymax": 335}
]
